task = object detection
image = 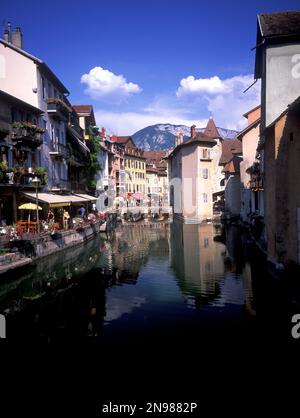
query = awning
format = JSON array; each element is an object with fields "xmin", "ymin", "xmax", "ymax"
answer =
[
  {"xmin": 23, "ymin": 192, "xmax": 97, "ymax": 207},
  {"xmin": 23, "ymin": 192, "xmax": 71, "ymax": 208},
  {"xmin": 73, "ymin": 193, "xmax": 97, "ymax": 201},
  {"xmin": 67, "ymin": 126, "xmax": 90, "ymax": 155}
]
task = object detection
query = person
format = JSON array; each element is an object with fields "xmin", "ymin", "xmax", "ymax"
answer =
[
  {"xmin": 78, "ymin": 205, "xmax": 86, "ymax": 218},
  {"xmin": 63, "ymin": 209, "xmax": 70, "ymax": 230},
  {"xmin": 47, "ymin": 209, "xmax": 54, "ymax": 223}
]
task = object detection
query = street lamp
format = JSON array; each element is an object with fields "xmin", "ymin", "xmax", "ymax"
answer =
[{"xmin": 32, "ymin": 176, "xmax": 40, "ymax": 233}]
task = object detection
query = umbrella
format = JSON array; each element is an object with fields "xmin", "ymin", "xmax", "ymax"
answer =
[
  {"xmin": 18, "ymin": 203, "xmax": 42, "ymax": 210},
  {"xmin": 18, "ymin": 202, "xmax": 42, "ymax": 225}
]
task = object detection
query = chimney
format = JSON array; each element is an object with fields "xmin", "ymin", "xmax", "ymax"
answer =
[
  {"xmin": 101, "ymin": 127, "xmax": 106, "ymax": 140},
  {"xmin": 3, "ymin": 30, "xmax": 9, "ymax": 42},
  {"xmin": 12, "ymin": 27, "xmax": 23, "ymax": 49},
  {"xmin": 191, "ymin": 125, "xmax": 196, "ymax": 139}
]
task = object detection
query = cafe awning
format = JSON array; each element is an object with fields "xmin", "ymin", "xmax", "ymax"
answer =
[
  {"xmin": 73, "ymin": 193, "xmax": 97, "ymax": 201},
  {"xmin": 22, "ymin": 192, "xmax": 97, "ymax": 207},
  {"xmin": 23, "ymin": 192, "xmax": 72, "ymax": 208}
]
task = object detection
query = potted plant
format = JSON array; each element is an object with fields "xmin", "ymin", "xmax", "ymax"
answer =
[{"xmin": 34, "ymin": 166, "xmax": 48, "ymax": 185}]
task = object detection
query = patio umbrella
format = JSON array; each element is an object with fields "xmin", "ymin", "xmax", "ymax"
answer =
[{"xmin": 18, "ymin": 202, "xmax": 42, "ymax": 224}]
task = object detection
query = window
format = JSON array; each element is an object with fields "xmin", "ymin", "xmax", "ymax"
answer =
[
  {"xmin": 137, "ymin": 185, "xmax": 139, "ymax": 192},
  {"xmin": 204, "ymin": 238, "xmax": 209, "ymax": 248},
  {"xmin": 203, "ymin": 168, "xmax": 209, "ymax": 179},
  {"xmin": 203, "ymin": 193, "xmax": 208, "ymax": 203},
  {"xmin": 202, "ymin": 149, "xmax": 210, "ymax": 159},
  {"xmin": 42, "ymin": 77, "xmax": 46, "ymax": 99}
]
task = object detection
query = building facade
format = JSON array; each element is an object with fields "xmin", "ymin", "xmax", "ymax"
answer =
[
  {"xmin": 238, "ymin": 105, "xmax": 261, "ymax": 223},
  {"xmin": 167, "ymin": 123, "xmax": 219, "ymax": 223}
]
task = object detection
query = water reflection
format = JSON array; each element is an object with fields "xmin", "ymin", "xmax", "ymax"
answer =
[{"xmin": 0, "ymin": 222, "xmax": 262, "ymax": 341}]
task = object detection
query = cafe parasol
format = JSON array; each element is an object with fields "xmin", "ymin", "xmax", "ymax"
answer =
[{"xmin": 18, "ymin": 202, "xmax": 42, "ymax": 223}]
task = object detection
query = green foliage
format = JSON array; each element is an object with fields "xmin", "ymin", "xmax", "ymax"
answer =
[
  {"xmin": 86, "ymin": 126, "xmax": 102, "ymax": 190},
  {"xmin": 0, "ymin": 160, "xmax": 8, "ymax": 171},
  {"xmin": 34, "ymin": 166, "xmax": 48, "ymax": 185}
]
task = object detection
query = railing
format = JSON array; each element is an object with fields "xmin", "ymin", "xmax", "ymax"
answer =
[
  {"xmin": 11, "ymin": 122, "xmax": 44, "ymax": 147},
  {"xmin": 49, "ymin": 143, "xmax": 70, "ymax": 159},
  {"xmin": 47, "ymin": 98, "xmax": 71, "ymax": 121},
  {"xmin": 250, "ymin": 178, "xmax": 263, "ymax": 191},
  {"xmin": 0, "ymin": 169, "xmax": 45, "ymax": 187}
]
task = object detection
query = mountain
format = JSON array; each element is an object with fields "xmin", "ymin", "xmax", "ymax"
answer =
[{"xmin": 132, "ymin": 123, "xmax": 239, "ymax": 150}]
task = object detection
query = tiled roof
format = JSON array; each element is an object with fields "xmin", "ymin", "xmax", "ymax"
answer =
[
  {"xmin": 113, "ymin": 136, "xmax": 133, "ymax": 144},
  {"xmin": 143, "ymin": 150, "xmax": 167, "ymax": 161},
  {"xmin": 219, "ymin": 139, "xmax": 242, "ymax": 165},
  {"xmin": 203, "ymin": 118, "xmax": 220, "ymax": 138},
  {"xmin": 73, "ymin": 105, "xmax": 93, "ymax": 114},
  {"xmin": 258, "ymin": 11, "xmax": 300, "ymax": 38},
  {"xmin": 185, "ymin": 132, "xmax": 217, "ymax": 145},
  {"xmin": 222, "ymin": 155, "xmax": 242, "ymax": 174}
]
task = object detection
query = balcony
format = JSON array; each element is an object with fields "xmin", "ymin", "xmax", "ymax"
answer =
[
  {"xmin": 49, "ymin": 143, "xmax": 70, "ymax": 159},
  {"xmin": 0, "ymin": 167, "xmax": 45, "ymax": 188},
  {"xmin": 11, "ymin": 122, "xmax": 44, "ymax": 148},
  {"xmin": 47, "ymin": 98, "xmax": 72, "ymax": 121},
  {"xmin": 250, "ymin": 177, "xmax": 264, "ymax": 191}
]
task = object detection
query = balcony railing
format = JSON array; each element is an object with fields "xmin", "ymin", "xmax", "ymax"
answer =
[
  {"xmin": 49, "ymin": 143, "xmax": 70, "ymax": 159},
  {"xmin": 47, "ymin": 98, "xmax": 72, "ymax": 121},
  {"xmin": 250, "ymin": 178, "xmax": 263, "ymax": 191},
  {"xmin": 11, "ymin": 122, "xmax": 44, "ymax": 148},
  {"xmin": 0, "ymin": 168, "xmax": 45, "ymax": 187}
]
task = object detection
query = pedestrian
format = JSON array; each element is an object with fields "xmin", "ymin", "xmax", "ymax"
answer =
[
  {"xmin": 63, "ymin": 209, "xmax": 70, "ymax": 230},
  {"xmin": 47, "ymin": 209, "xmax": 54, "ymax": 224},
  {"xmin": 78, "ymin": 205, "xmax": 86, "ymax": 219}
]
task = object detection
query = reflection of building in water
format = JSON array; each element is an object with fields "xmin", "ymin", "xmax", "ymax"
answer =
[
  {"xmin": 170, "ymin": 221, "xmax": 226, "ymax": 304},
  {"xmin": 107, "ymin": 225, "xmax": 170, "ymax": 284}
]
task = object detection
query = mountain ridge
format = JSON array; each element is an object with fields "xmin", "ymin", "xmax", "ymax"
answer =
[{"xmin": 132, "ymin": 123, "xmax": 239, "ymax": 150}]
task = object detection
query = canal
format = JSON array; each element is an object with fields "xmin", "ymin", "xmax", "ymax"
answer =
[{"xmin": 0, "ymin": 221, "xmax": 297, "ymax": 344}]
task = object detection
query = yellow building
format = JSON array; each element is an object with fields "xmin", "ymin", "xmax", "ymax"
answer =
[{"xmin": 115, "ymin": 136, "xmax": 147, "ymax": 195}]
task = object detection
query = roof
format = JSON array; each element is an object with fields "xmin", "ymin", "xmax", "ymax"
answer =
[
  {"xmin": 143, "ymin": 150, "xmax": 167, "ymax": 161},
  {"xmin": 72, "ymin": 104, "xmax": 96, "ymax": 126},
  {"xmin": 113, "ymin": 136, "xmax": 135, "ymax": 145},
  {"xmin": 237, "ymin": 117, "xmax": 260, "ymax": 139},
  {"xmin": 219, "ymin": 139, "xmax": 242, "ymax": 165},
  {"xmin": 258, "ymin": 11, "xmax": 300, "ymax": 38},
  {"xmin": 185, "ymin": 132, "xmax": 217, "ymax": 145},
  {"xmin": 0, "ymin": 39, "xmax": 69, "ymax": 94},
  {"xmin": 166, "ymin": 131, "xmax": 217, "ymax": 159},
  {"xmin": 203, "ymin": 117, "xmax": 220, "ymax": 138},
  {"xmin": 242, "ymin": 105, "xmax": 261, "ymax": 118},
  {"xmin": 222, "ymin": 156, "xmax": 242, "ymax": 174},
  {"xmin": 255, "ymin": 12, "xmax": 300, "ymax": 78},
  {"xmin": 72, "ymin": 105, "xmax": 93, "ymax": 114},
  {"xmin": 146, "ymin": 167, "xmax": 160, "ymax": 173}
]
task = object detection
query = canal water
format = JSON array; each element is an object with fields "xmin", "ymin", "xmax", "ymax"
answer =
[{"xmin": 0, "ymin": 221, "xmax": 296, "ymax": 344}]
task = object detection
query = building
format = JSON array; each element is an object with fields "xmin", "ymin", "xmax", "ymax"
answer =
[
  {"xmin": 264, "ymin": 96, "xmax": 300, "ymax": 266},
  {"xmin": 254, "ymin": 11, "xmax": 300, "ymax": 243},
  {"xmin": 238, "ymin": 105, "xmax": 261, "ymax": 223},
  {"xmin": 66, "ymin": 108, "xmax": 91, "ymax": 193},
  {"xmin": 0, "ymin": 25, "xmax": 70, "ymax": 192},
  {"xmin": 143, "ymin": 150, "xmax": 169, "ymax": 205},
  {"xmin": 115, "ymin": 136, "xmax": 146, "ymax": 196},
  {"xmin": 166, "ymin": 121, "xmax": 220, "ymax": 223},
  {"xmin": 72, "ymin": 105, "xmax": 96, "ymax": 142},
  {"xmin": 219, "ymin": 139, "xmax": 242, "ymax": 217},
  {"xmin": 0, "ymin": 90, "xmax": 44, "ymax": 224}
]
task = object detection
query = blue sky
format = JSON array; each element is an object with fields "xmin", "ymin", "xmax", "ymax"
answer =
[{"xmin": 2, "ymin": 0, "xmax": 300, "ymax": 134}]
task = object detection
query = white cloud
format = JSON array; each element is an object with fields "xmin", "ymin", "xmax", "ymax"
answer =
[
  {"xmin": 176, "ymin": 73, "xmax": 261, "ymax": 130},
  {"xmin": 177, "ymin": 75, "xmax": 230, "ymax": 96},
  {"xmin": 94, "ymin": 109, "xmax": 204, "ymax": 136},
  {"xmin": 81, "ymin": 66, "xmax": 142, "ymax": 103}
]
